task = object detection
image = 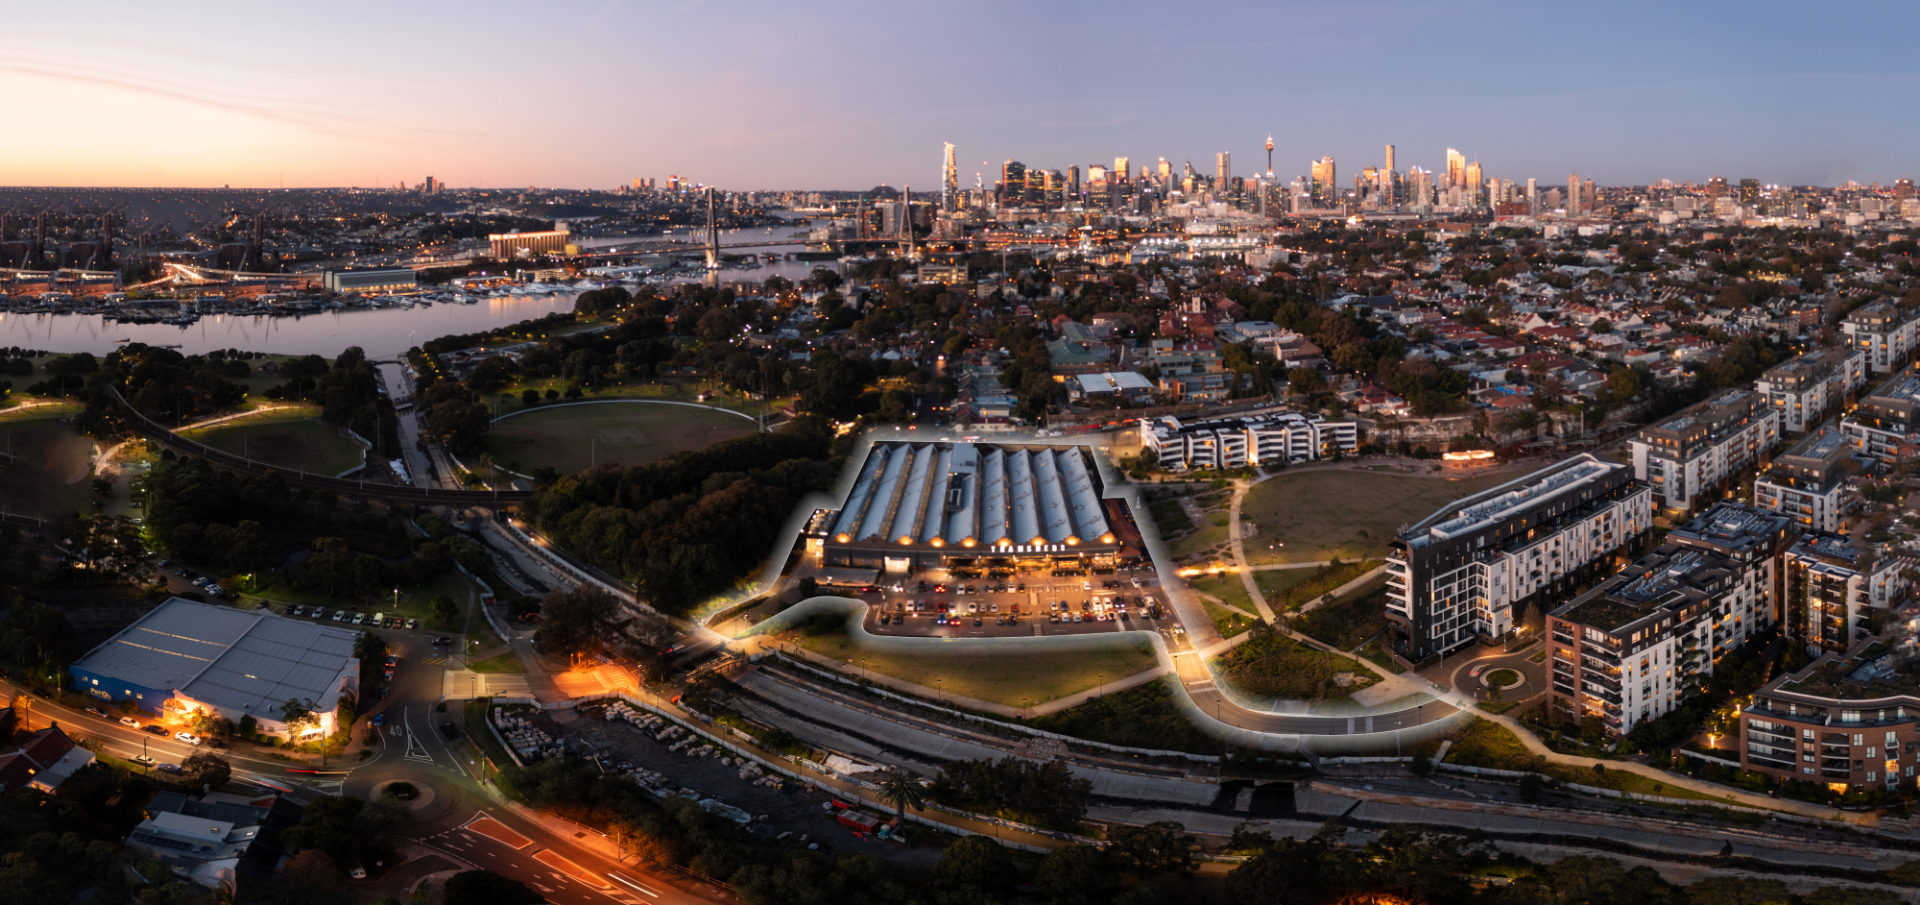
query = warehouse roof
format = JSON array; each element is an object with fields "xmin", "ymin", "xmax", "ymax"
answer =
[
  {"xmin": 73, "ymin": 598, "xmax": 358, "ymax": 718},
  {"xmin": 828, "ymin": 441, "xmax": 1115, "ymax": 550}
]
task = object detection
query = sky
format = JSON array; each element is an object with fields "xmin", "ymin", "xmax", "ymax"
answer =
[{"xmin": 4, "ymin": 1, "xmax": 1918, "ymax": 190}]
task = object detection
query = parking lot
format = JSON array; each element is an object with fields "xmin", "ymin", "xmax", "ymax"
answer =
[{"xmin": 845, "ymin": 566, "xmax": 1175, "ymax": 640}]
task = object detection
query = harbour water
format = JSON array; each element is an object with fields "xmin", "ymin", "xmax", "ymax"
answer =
[{"xmin": 0, "ymin": 223, "xmax": 837, "ymax": 358}]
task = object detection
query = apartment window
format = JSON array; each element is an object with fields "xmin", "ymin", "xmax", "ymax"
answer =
[{"xmin": 1855, "ymin": 734, "xmax": 1865, "ymax": 746}]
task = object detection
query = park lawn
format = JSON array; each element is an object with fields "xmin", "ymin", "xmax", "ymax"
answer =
[
  {"xmin": 793, "ymin": 633, "xmax": 1160, "ymax": 708},
  {"xmin": 1201, "ymin": 597, "xmax": 1257, "ymax": 639},
  {"xmin": 1356, "ymin": 637, "xmax": 1408, "ymax": 674},
  {"xmin": 1029, "ymin": 677, "xmax": 1226, "ymax": 755},
  {"xmin": 1251, "ymin": 568, "xmax": 1313, "ymax": 602},
  {"xmin": 0, "ymin": 411, "xmax": 94, "ymax": 520},
  {"xmin": 1213, "ymin": 626, "xmax": 1377, "ymax": 704},
  {"xmin": 470, "ymin": 651, "xmax": 526, "ymax": 674},
  {"xmin": 1167, "ymin": 520, "xmax": 1229, "ymax": 558},
  {"xmin": 1242, "ymin": 470, "xmax": 1512, "ymax": 565},
  {"xmin": 396, "ymin": 571, "xmax": 476, "ymax": 630},
  {"xmin": 1293, "ymin": 586, "xmax": 1393, "ymax": 651},
  {"xmin": 1187, "ymin": 572, "xmax": 1256, "ymax": 614},
  {"xmin": 484, "ymin": 402, "xmax": 759, "ymax": 476},
  {"xmin": 178, "ymin": 408, "xmax": 363, "ymax": 477}
]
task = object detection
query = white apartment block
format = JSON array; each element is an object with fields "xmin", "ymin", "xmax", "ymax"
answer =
[
  {"xmin": 1841, "ymin": 300, "xmax": 1920, "ymax": 375},
  {"xmin": 1755, "ymin": 346, "xmax": 1867, "ymax": 433},
  {"xmin": 1842, "ymin": 362, "xmax": 1920, "ymax": 464},
  {"xmin": 1140, "ymin": 412, "xmax": 1357, "ymax": 471},
  {"xmin": 1629, "ymin": 389, "xmax": 1779, "ymax": 515},
  {"xmin": 1753, "ymin": 420, "xmax": 1859, "ymax": 533},
  {"xmin": 1387, "ymin": 455, "xmax": 1653, "ymax": 659}
]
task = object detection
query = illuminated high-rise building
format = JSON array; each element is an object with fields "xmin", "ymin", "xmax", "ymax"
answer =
[
  {"xmin": 942, "ymin": 143, "xmax": 958, "ymax": 211},
  {"xmin": 1310, "ymin": 155, "xmax": 1336, "ymax": 205},
  {"xmin": 1465, "ymin": 161, "xmax": 1483, "ymax": 204},
  {"xmin": 1526, "ymin": 177, "xmax": 1538, "ymax": 214},
  {"xmin": 1738, "ymin": 178, "xmax": 1761, "ymax": 208},
  {"xmin": 1446, "ymin": 148, "xmax": 1466, "ymax": 188},
  {"xmin": 1216, "ymin": 152, "xmax": 1231, "ymax": 194},
  {"xmin": 1157, "ymin": 158, "xmax": 1172, "ymax": 185},
  {"xmin": 1113, "ymin": 157, "xmax": 1130, "ymax": 186},
  {"xmin": 1707, "ymin": 177, "xmax": 1729, "ymax": 199},
  {"xmin": 1896, "ymin": 179, "xmax": 1915, "ymax": 201},
  {"xmin": 1384, "ymin": 144, "xmax": 1395, "ymax": 174},
  {"xmin": 1000, "ymin": 160, "xmax": 1026, "ymax": 206},
  {"xmin": 1067, "ymin": 165, "xmax": 1080, "ymax": 201}
]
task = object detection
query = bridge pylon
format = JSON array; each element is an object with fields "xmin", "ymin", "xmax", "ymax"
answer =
[{"xmin": 703, "ymin": 188, "xmax": 721, "ymax": 270}]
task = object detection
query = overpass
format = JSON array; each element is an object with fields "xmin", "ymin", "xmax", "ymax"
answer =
[{"xmin": 106, "ymin": 385, "xmax": 534, "ymax": 506}]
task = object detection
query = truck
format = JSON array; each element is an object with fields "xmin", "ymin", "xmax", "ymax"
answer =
[{"xmin": 836, "ymin": 809, "xmax": 882, "ymax": 833}]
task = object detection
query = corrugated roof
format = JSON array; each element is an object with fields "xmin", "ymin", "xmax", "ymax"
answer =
[
  {"xmin": 829, "ymin": 441, "xmax": 1120, "ymax": 552},
  {"xmin": 73, "ymin": 598, "xmax": 357, "ymax": 718}
]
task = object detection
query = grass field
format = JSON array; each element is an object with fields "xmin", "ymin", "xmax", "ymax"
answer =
[
  {"xmin": 470, "ymin": 652, "xmax": 526, "ymax": 674},
  {"xmin": 794, "ymin": 633, "xmax": 1160, "ymax": 708},
  {"xmin": 1242, "ymin": 470, "xmax": 1512, "ymax": 565},
  {"xmin": 1251, "ymin": 568, "xmax": 1313, "ymax": 601},
  {"xmin": 1293, "ymin": 586, "xmax": 1392, "ymax": 652},
  {"xmin": 0, "ymin": 404, "xmax": 94, "ymax": 519},
  {"xmin": 485, "ymin": 402, "xmax": 758, "ymax": 475},
  {"xmin": 178, "ymin": 407, "xmax": 363, "ymax": 476}
]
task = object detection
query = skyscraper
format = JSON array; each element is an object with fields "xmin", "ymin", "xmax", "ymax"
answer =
[
  {"xmin": 1158, "ymin": 158, "xmax": 1172, "ymax": 185},
  {"xmin": 1311, "ymin": 156, "xmax": 1336, "ymax": 206},
  {"xmin": 1707, "ymin": 177, "xmax": 1729, "ymax": 199},
  {"xmin": 1384, "ymin": 144, "xmax": 1395, "ymax": 175},
  {"xmin": 1265, "ymin": 135, "xmax": 1274, "ymax": 175},
  {"xmin": 1526, "ymin": 177, "xmax": 1538, "ymax": 214},
  {"xmin": 1000, "ymin": 160, "xmax": 1026, "ymax": 207},
  {"xmin": 1216, "ymin": 152, "xmax": 1231, "ymax": 194},
  {"xmin": 1446, "ymin": 149, "xmax": 1466, "ymax": 188},
  {"xmin": 1738, "ymin": 178, "xmax": 1761, "ymax": 208},
  {"xmin": 1567, "ymin": 172, "xmax": 1583, "ymax": 213},
  {"xmin": 1896, "ymin": 179, "xmax": 1915, "ymax": 201},
  {"xmin": 1113, "ymin": 157, "xmax": 1131, "ymax": 186},
  {"xmin": 942, "ymin": 143, "xmax": 958, "ymax": 212},
  {"xmin": 1067, "ymin": 165, "xmax": 1081, "ymax": 202}
]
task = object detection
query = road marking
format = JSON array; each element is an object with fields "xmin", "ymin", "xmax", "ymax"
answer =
[
  {"xmin": 533, "ymin": 850, "xmax": 610, "ymax": 888},
  {"xmin": 610, "ymin": 874, "xmax": 660, "ymax": 897},
  {"xmin": 463, "ymin": 815, "xmax": 534, "ymax": 849}
]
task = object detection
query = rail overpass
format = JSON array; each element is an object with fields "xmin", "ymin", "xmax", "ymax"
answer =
[{"xmin": 107, "ymin": 385, "xmax": 533, "ymax": 506}]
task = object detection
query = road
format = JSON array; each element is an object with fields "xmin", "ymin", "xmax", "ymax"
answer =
[{"xmin": 20, "ymin": 616, "xmax": 725, "ymax": 905}]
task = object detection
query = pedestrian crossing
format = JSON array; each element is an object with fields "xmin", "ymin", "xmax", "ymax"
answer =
[{"xmin": 421, "ymin": 656, "xmax": 448, "ymax": 665}]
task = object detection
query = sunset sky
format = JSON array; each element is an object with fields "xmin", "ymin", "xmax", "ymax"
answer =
[{"xmin": 4, "ymin": 0, "xmax": 1917, "ymax": 190}]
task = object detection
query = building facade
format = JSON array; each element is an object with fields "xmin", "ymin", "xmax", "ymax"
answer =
[
  {"xmin": 1755, "ymin": 346, "xmax": 1868, "ymax": 434},
  {"xmin": 1840, "ymin": 301, "xmax": 1920, "ymax": 375},
  {"xmin": 1753, "ymin": 420, "xmax": 1862, "ymax": 533},
  {"xmin": 1140, "ymin": 412, "xmax": 1358, "ymax": 472},
  {"xmin": 1842, "ymin": 362, "xmax": 1920, "ymax": 464},
  {"xmin": 1386, "ymin": 454, "xmax": 1653, "ymax": 660},
  {"xmin": 1546, "ymin": 503, "xmax": 1791, "ymax": 735},
  {"xmin": 320, "ymin": 268, "xmax": 416, "ymax": 294},
  {"xmin": 1785, "ymin": 531, "xmax": 1914, "ymax": 654},
  {"xmin": 487, "ymin": 226, "xmax": 572, "ymax": 259},
  {"xmin": 1740, "ymin": 644, "xmax": 1920, "ymax": 795},
  {"xmin": 1629, "ymin": 389, "xmax": 1780, "ymax": 515}
]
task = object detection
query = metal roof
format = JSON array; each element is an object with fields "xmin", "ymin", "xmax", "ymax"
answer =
[
  {"xmin": 829, "ymin": 441, "xmax": 1119, "ymax": 551},
  {"xmin": 73, "ymin": 598, "xmax": 358, "ymax": 718}
]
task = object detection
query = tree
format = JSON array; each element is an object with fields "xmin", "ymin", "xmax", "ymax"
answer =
[
  {"xmin": 539, "ymin": 585, "xmax": 621, "ymax": 659},
  {"xmin": 1683, "ymin": 875, "xmax": 1792, "ymax": 905},
  {"xmin": 874, "ymin": 768, "xmax": 926, "ymax": 823},
  {"xmin": 278, "ymin": 848, "xmax": 339, "ymax": 888},
  {"xmin": 1035, "ymin": 844, "xmax": 1119, "ymax": 905},
  {"xmin": 1518, "ymin": 772, "xmax": 1545, "ymax": 803},
  {"xmin": 444, "ymin": 869, "xmax": 543, "ymax": 905},
  {"xmin": 431, "ymin": 594, "xmax": 460, "ymax": 625},
  {"xmin": 1591, "ymin": 317, "xmax": 1613, "ymax": 333},
  {"xmin": 1803, "ymin": 885, "xmax": 1903, "ymax": 905},
  {"xmin": 937, "ymin": 835, "xmax": 1012, "ymax": 894},
  {"xmin": 280, "ymin": 698, "xmax": 318, "ymax": 737},
  {"xmin": 521, "ymin": 388, "xmax": 540, "ymax": 407},
  {"xmin": 1106, "ymin": 821, "xmax": 1195, "ymax": 881},
  {"xmin": 181, "ymin": 751, "xmax": 231, "ymax": 789}
]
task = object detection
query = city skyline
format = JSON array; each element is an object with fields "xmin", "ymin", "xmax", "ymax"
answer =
[{"xmin": 4, "ymin": 1, "xmax": 1919, "ymax": 190}]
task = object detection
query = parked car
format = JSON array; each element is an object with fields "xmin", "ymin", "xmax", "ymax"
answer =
[
  {"xmin": 85, "ymin": 707, "xmax": 107, "ymax": 718},
  {"xmin": 131, "ymin": 754, "xmax": 156, "ymax": 768},
  {"xmin": 407, "ymin": 619, "xmax": 420, "ymax": 630},
  {"xmin": 119, "ymin": 716, "xmax": 140, "ymax": 727},
  {"xmin": 174, "ymin": 732, "xmax": 202, "ymax": 746},
  {"xmin": 432, "ymin": 636, "xmax": 451, "ymax": 645},
  {"xmin": 143, "ymin": 725, "xmax": 168, "ymax": 736},
  {"xmin": 156, "ymin": 762, "xmax": 182, "ymax": 774}
]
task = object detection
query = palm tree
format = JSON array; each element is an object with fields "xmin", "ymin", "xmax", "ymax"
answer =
[{"xmin": 875, "ymin": 768, "xmax": 926, "ymax": 824}]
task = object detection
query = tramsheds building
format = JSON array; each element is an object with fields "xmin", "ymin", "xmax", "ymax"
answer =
[{"xmin": 820, "ymin": 440, "xmax": 1141, "ymax": 574}]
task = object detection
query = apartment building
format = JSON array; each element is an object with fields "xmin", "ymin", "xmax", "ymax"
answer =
[
  {"xmin": 1386, "ymin": 454, "xmax": 1652, "ymax": 660},
  {"xmin": 1753, "ymin": 420, "xmax": 1862, "ymax": 533},
  {"xmin": 1740, "ymin": 639, "xmax": 1920, "ymax": 793},
  {"xmin": 1785, "ymin": 531, "xmax": 1915, "ymax": 654},
  {"xmin": 1755, "ymin": 346, "xmax": 1867, "ymax": 433},
  {"xmin": 1840, "ymin": 300, "xmax": 1920, "ymax": 375},
  {"xmin": 1629, "ymin": 388, "xmax": 1780, "ymax": 515},
  {"xmin": 1545, "ymin": 503, "xmax": 1791, "ymax": 735},
  {"xmin": 1842, "ymin": 362, "xmax": 1920, "ymax": 464},
  {"xmin": 1139, "ymin": 412, "xmax": 1357, "ymax": 471}
]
